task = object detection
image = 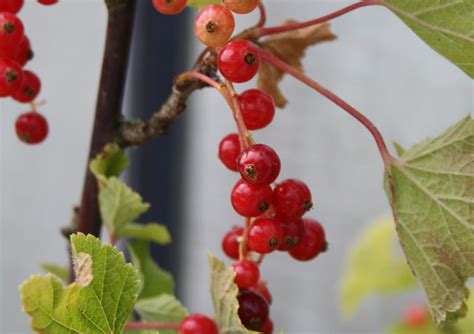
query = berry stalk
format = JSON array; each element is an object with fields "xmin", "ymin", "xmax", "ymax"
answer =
[{"xmin": 124, "ymin": 321, "xmax": 180, "ymax": 330}]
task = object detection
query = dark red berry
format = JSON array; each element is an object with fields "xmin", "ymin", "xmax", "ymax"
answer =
[
  {"xmin": 218, "ymin": 133, "xmax": 241, "ymax": 171},
  {"xmin": 37, "ymin": 0, "xmax": 59, "ymax": 5},
  {"xmin": 277, "ymin": 218, "xmax": 305, "ymax": 251},
  {"xmin": 238, "ymin": 89, "xmax": 275, "ymax": 130},
  {"xmin": 222, "ymin": 226, "xmax": 243, "ymax": 260},
  {"xmin": 238, "ymin": 144, "xmax": 280, "ymax": 186},
  {"xmin": 218, "ymin": 39, "xmax": 260, "ymax": 83},
  {"xmin": 232, "ymin": 260, "xmax": 260, "ymax": 289},
  {"xmin": 223, "ymin": 0, "xmax": 259, "ymax": 14},
  {"xmin": 0, "ymin": 36, "xmax": 32, "ymax": 66},
  {"xmin": 248, "ymin": 217, "xmax": 284, "ymax": 254},
  {"xmin": 272, "ymin": 179, "xmax": 313, "ymax": 221},
  {"xmin": 0, "ymin": 58, "xmax": 24, "ymax": 97},
  {"xmin": 12, "ymin": 70, "xmax": 41, "ymax": 103},
  {"xmin": 237, "ymin": 289, "xmax": 269, "ymax": 331},
  {"xmin": 249, "ymin": 281, "xmax": 272, "ymax": 305},
  {"xmin": 261, "ymin": 318, "xmax": 274, "ymax": 334},
  {"xmin": 0, "ymin": 12, "xmax": 24, "ymax": 47},
  {"xmin": 15, "ymin": 112, "xmax": 48, "ymax": 144},
  {"xmin": 403, "ymin": 305, "xmax": 428, "ymax": 329},
  {"xmin": 194, "ymin": 4, "xmax": 234, "ymax": 47},
  {"xmin": 179, "ymin": 314, "xmax": 218, "ymax": 334},
  {"xmin": 231, "ymin": 179, "xmax": 272, "ymax": 217},
  {"xmin": 152, "ymin": 0, "xmax": 186, "ymax": 15},
  {"xmin": 289, "ymin": 218, "xmax": 327, "ymax": 261},
  {"xmin": 0, "ymin": 0, "xmax": 24, "ymax": 13}
]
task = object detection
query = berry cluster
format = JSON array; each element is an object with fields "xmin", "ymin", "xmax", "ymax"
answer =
[{"xmin": 0, "ymin": 0, "xmax": 57, "ymax": 144}]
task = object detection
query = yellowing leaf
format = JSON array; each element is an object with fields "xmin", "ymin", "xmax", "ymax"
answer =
[{"xmin": 187, "ymin": 0, "xmax": 219, "ymax": 9}]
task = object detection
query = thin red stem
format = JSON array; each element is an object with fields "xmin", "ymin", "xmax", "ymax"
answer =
[
  {"xmin": 254, "ymin": 1, "xmax": 267, "ymax": 28},
  {"xmin": 224, "ymin": 80, "xmax": 253, "ymax": 149},
  {"xmin": 239, "ymin": 217, "xmax": 251, "ymax": 260},
  {"xmin": 125, "ymin": 322, "xmax": 180, "ymax": 330}
]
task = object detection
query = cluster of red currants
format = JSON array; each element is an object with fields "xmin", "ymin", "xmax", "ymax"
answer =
[{"xmin": 0, "ymin": 0, "xmax": 58, "ymax": 144}]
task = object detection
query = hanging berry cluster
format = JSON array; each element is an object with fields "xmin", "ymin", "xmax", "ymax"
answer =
[{"xmin": 0, "ymin": 0, "xmax": 58, "ymax": 145}]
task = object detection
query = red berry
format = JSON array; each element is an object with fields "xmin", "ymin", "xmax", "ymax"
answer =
[
  {"xmin": 218, "ymin": 39, "xmax": 259, "ymax": 83},
  {"xmin": 403, "ymin": 305, "xmax": 428, "ymax": 328},
  {"xmin": 12, "ymin": 70, "xmax": 41, "ymax": 103},
  {"xmin": 15, "ymin": 112, "xmax": 49, "ymax": 144},
  {"xmin": 0, "ymin": 58, "xmax": 23, "ymax": 97},
  {"xmin": 222, "ymin": 226, "xmax": 243, "ymax": 260},
  {"xmin": 0, "ymin": 0, "xmax": 24, "ymax": 13},
  {"xmin": 237, "ymin": 289, "xmax": 269, "ymax": 331},
  {"xmin": 179, "ymin": 314, "xmax": 218, "ymax": 334},
  {"xmin": 289, "ymin": 218, "xmax": 326, "ymax": 261},
  {"xmin": 0, "ymin": 36, "xmax": 32, "ymax": 66},
  {"xmin": 272, "ymin": 179, "xmax": 313, "ymax": 221},
  {"xmin": 152, "ymin": 0, "xmax": 186, "ymax": 15},
  {"xmin": 194, "ymin": 4, "xmax": 234, "ymax": 47},
  {"xmin": 238, "ymin": 144, "xmax": 280, "ymax": 186},
  {"xmin": 249, "ymin": 281, "xmax": 272, "ymax": 305},
  {"xmin": 277, "ymin": 218, "xmax": 305, "ymax": 251},
  {"xmin": 37, "ymin": 0, "xmax": 59, "ymax": 5},
  {"xmin": 0, "ymin": 12, "xmax": 24, "ymax": 47},
  {"xmin": 232, "ymin": 260, "xmax": 260, "ymax": 289},
  {"xmin": 238, "ymin": 89, "xmax": 275, "ymax": 130},
  {"xmin": 248, "ymin": 217, "xmax": 284, "ymax": 254},
  {"xmin": 218, "ymin": 133, "xmax": 241, "ymax": 171},
  {"xmin": 231, "ymin": 179, "xmax": 272, "ymax": 217},
  {"xmin": 261, "ymin": 318, "xmax": 274, "ymax": 334},
  {"xmin": 223, "ymin": 0, "xmax": 259, "ymax": 14}
]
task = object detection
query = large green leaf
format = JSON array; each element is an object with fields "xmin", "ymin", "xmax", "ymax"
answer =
[
  {"xmin": 385, "ymin": 115, "xmax": 474, "ymax": 324},
  {"xmin": 381, "ymin": 0, "xmax": 474, "ymax": 78},
  {"xmin": 20, "ymin": 234, "xmax": 139, "ymax": 333},
  {"xmin": 120, "ymin": 223, "xmax": 171, "ymax": 245}
]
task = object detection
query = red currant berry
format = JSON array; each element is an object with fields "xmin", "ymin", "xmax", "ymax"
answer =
[
  {"xmin": 249, "ymin": 281, "xmax": 272, "ymax": 305},
  {"xmin": 194, "ymin": 4, "xmax": 234, "ymax": 47},
  {"xmin": 218, "ymin": 39, "xmax": 259, "ymax": 83},
  {"xmin": 218, "ymin": 133, "xmax": 241, "ymax": 172},
  {"xmin": 152, "ymin": 0, "xmax": 186, "ymax": 15},
  {"xmin": 237, "ymin": 289, "xmax": 269, "ymax": 331},
  {"xmin": 223, "ymin": 0, "xmax": 259, "ymax": 14},
  {"xmin": 277, "ymin": 218, "xmax": 305, "ymax": 251},
  {"xmin": 222, "ymin": 226, "xmax": 243, "ymax": 260},
  {"xmin": 261, "ymin": 318, "xmax": 274, "ymax": 334},
  {"xmin": 0, "ymin": 58, "xmax": 24, "ymax": 97},
  {"xmin": 289, "ymin": 218, "xmax": 327, "ymax": 261},
  {"xmin": 238, "ymin": 89, "xmax": 275, "ymax": 130},
  {"xmin": 179, "ymin": 314, "xmax": 218, "ymax": 334},
  {"xmin": 0, "ymin": 36, "xmax": 33, "ymax": 66},
  {"xmin": 248, "ymin": 217, "xmax": 284, "ymax": 254},
  {"xmin": 15, "ymin": 112, "xmax": 48, "ymax": 144},
  {"xmin": 403, "ymin": 305, "xmax": 428, "ymax": 329},
  {"xmin": 231, "ymin": 179, "xmax": 272, "ymax": 217},
  {"xmin": 0, "ymin": 0, "xmax": 24, "ymax": 13},
  {"xmin": 12, "ymin": 70, "xmax": 41, "ymax": 103},
  {"xmin": 232, "ymin": 260, "xmax": 260, "ymax": 289},
  {"xmin": 0, "ymin": 12, "xmax": 24, "ymax": 47},
  {"xmin": 272, "ymin": 179, "xmax": 313, "ymax": 221},
  {"xmin": 37, "ymin": 0, "xmax": 59, "ymax": 5},
  {"xmin": 238, "ymin": 144, "xmax": 280, "ymax": 186}
]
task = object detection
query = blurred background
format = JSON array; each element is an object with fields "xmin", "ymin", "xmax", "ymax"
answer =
[{"xmin": 0, "ymin": 0, "xmax": 472, "ymax": 332}]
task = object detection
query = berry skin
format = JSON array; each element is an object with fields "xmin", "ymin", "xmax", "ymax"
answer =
[
  {"xmin": 232, "ymin": 260, "xmax": 260, "ymax": 289},
  {"xmin": 249, "ymin": 281, "xmax": 272, "ymax": 305},
  {"xmin": 277, "ymin": 218, "xmax": 305, "ymax": 251},
  {"xmin": 272, "ymin": 179, "xmax": 313, "ymax": 221},
  {"xmin": 223, "ymin": 0, "xmax": 259, "ymax": 14},
  {"xmin": 15, "ymin": 112, "xmax": 49, "ymax": 144},
  {"xmin": 248, "ymin": 217, "xmax": 284, "ymax": 254},
  {"xmin": 222, "ymin": 226, "xmax": 243, "ymax": 260},
  {"xmin": 179, "ymin": 314, "xmax": 218, "ymax": 334},
  {"xmin": 238, "ymin": 89, "xmax": 275, "ymax": 130},
  {"xmin": 37, "ymin": 0, "xmax": 59, "ymax": 5},
  {"xmin": 152, "ymin": 0, "xmax": 186, "ymax": 15},
  {"xmin": 0, "ymin": 36, "xmax": 33, "ymax": 66},
  {"xmin": 12, "ymin": 70, "xmax": 41, "ymax": 103},
  {"xmin": 231, "ymin": 179, "xmax": 272, "ymax": 217},
  {"xmin": 0, "ymin": 58, "xmax": 24, "ymax": 97},
  {"xmin": 0, "ymin": 0, "xmax": 24, "ymax": 13},
  {"xmin": 218, "ymin": 133, "xmax": 241, "ymax": 172},
  {"xmin": 0, "ymin": 12, "xmax": 24, "ymax": 47},
  {"xmin": 289, "ymin": 218, "xmax": 327, "ymax": 261},
  {"xmin": 218, "ymin": 39, "xmax": 260, "ymax": 83},
  {"xmin": 403, "ymin": 305, "xmax": 428, "ymax": 329},
  {"xmin": 237, "ymin": 289, "xmax": 269, "ymax": 331},
  {"xmin": 261, "ymin": 319, "xmax": 274, "ymax": 334},
  {"xmin": 194, "ymin": 4, "xmax": 234, "ymax": 47},
  {"xmin": 238, "ymin": 144, "xmax": 280, "ymax": 186}
]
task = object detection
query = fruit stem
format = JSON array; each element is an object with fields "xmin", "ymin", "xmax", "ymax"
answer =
[
  {"xmin": 124, "ymin": 322, "xmax": 180, "ymax": 330},
  {"xmin": 254, "ymin": 1, "xmax": 267, "ymax": 28},
  {"xmin": 239, "ymin": 217, "xmax": 251, "ymax": 260}
]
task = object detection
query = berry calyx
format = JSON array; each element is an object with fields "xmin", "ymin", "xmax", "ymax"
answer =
[
  {"xmin": 0, "ymin": 12, "xmax": 24, "ymax": 47},
  {"xmin": 218, "ymin": 133, "xmax": 241, "ymax": 171},
  {"xmin": 223, "ymin": 0, "xmax": 259, "ymax": 14},
  {"xmin": 232, "ymin": 260, "xmax": 260, "ymax": 289},
  {"xmin": 37, "ymin": 0, "xmax": 59, "ymax": 5},
  {"xmin": 277, "ymin": 218, "xmax": 305, "ymax": 251},
  {"xmin": 12, "ymin": 70, "xmax": 41, "ymax": 103},
  {"xmin": 0, "ymin": 0, "xmax": 24, "ymax": 13},
  {"xmin": 249, "ymin": 281, "xmax": 272, "ymax": 305},
  {"xmin": 261, "ymin": 318, "xmax": 274, "ymax": 334},
  {"xmin": 238, "ymin": 89, "xmax": 275, "ymax": 130},
  {"xmin": 403, "ymin": 305, "xmax": 428, "ymax": 329},
  {"xmin": 0, "ymin": 58, "xmax": 24, "ymax": 97},
  {"xmin": 222, "ymin": 226, "xmax": 243, "ymax": 260},
  {"xmin": 237, "ymin": 289, "xmax": 270, "ymax": 331},
  {"xmin": 238, "ymin": 144, "xmax": 280, "ymax": 185},
  {"xmin": 231, "ymin": 179, "xmax": 272, "ymax": 217},
  {"xmin": 179, "ymin": 314, "xmax": 218, "ymax": 334},
  {"xmin": 288, "ymin": 218, "xmax": 327, "ymax": 261},
  {"xmin": 15, "ymin": 111, "xmax": 49, "ymax": 144},
  {"xmin": 218, "ymin": 39, "xmax": 260, "ymax": 83},
  {"xmin": 248, "ymin": 217, "xmax": 284, "ymax": 254},
  {"xmin": 194, "ymin": 4, "xmax": 234, "ymax": 47},
  {"xmin": 152, "ymin": 0, "xmax": 187, "ymax": 15},
  {"xmin": 272, "ymin": 179, "xmax": 313, "ymax": 221}
]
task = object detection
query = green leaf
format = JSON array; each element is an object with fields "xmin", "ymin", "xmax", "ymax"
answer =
[
  {"xmin": 120, "ymin": 223, "xmax": 171, "ymax": 245},
  {"xmin": 187, "ymin": 0, "xmax": 220, "ymax": 9},
  {"xmin": 90, "ymin": 144, "xmax": 128, "ymax": 182},
  {"xmin": 381, "ymin": 0, "xmax": 474, "ymax": 78},
  {"xmin": 390, "ymin": 321, "xmax": 442, "ymax": 334},
  {"xmin": 128, "ymin": 241, "xmax": 174, "ymax": 300},
  {"xmin": 393, "ymin": 141, "xmax": 406, "ymax": 157},
  {"xmin": 20, "ymin": 233, "xmax": 139, "ymax": 334},
  {"xmin": 41, "ymin": 263, "xmax": 69, "ymax": 283},
  {"xmin": 341, "ymin": 216, "xmax": 418, "ymax": 317},
  {"xmin": 208, "ymin": 253, "xmax": 248, "ymax": 334},
  {"xmin": 385, "ymin": 115, "xmax": 474, "ymax": 324}
]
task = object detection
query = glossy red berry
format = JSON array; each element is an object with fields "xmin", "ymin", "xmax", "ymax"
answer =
[
  {"xmin": 37, "ymin": 0, "xmax": 59, "ymax": 5},
  {"xmin": 0, "ymin": 36, "xmax": 32, "ymax": 66},
  {"xmin": 194, "ymin": 4, "xmax": 234, "ymax": 47},
  {"xmin": 152, "ymin": 0, "xmax": 186, "ymax": 15},
  {"xmin": 277, "ymin": 218, "xmax": 305, "ymax": 251},
  {"xmin": 223, "ymin": 0, "xmax": 259, "ymax": 14},
  {"xmin": 261, "ymin": 319, "xmax": 274, "ymax": 334},
  {"xmin": 218, "ymin": 39, "xmax": 259, "ymax": 83},
  {"xmin": 249, "ymin": 281, "xmax": 272, "ymax": 305},
  {"xmin": 222, "ymin": 226, "xmax": 243, "ymax": 260},
  {"xmin": 218, "ymin": 133, "xmax": 241, "ymax": 171},
  {"xmin": 0, "ymin": 58, "xmax": 23, "ymax": 97},
  {"xmin": 289, "ymin": 218, "xmax": 326, "ymax": 261},
  {"xmin": 248, "ymin": 217, "xmax": 284, "ymax": 254},
  {"xmin": 272, "ymin": 179, "xmax": 313, "ymax": 221},
  {"xmin": 0, "ymin": 0, "xmax": 24, "ymax": 13},
  {"xmin": 238, "ymin": 89, "xmax": 275, "ymax": 130},
  {"xmin": 231, "ymin": 179, "xmax": 272, "ymax": 217},
  {"xmin": 12, "ymin": 70, "xmax": 41, "ymax": 103},
  {"xmin": 237, "ymin": 289, "xmax": 269, "ymax": 331},
  {"xmin": 179, "ymin": 314, "xmax": 218, "ymax": 334},
  {"xmin": 232, "ymin": 260, "xmax": 260, "ymax": 289},
  {"xmin": 0, "ymin": 12, "xmax": 24, "ymax": 47},
  {"xmin": 238, "ymin": 144, "xmax": 280, "ymax": 185},
  {"xmin": 15, "ymin": 112, "xmax": 48, "ymax": 144},
  {"xmin": 403, "ymin": 305, "xmax": 428, "ymax": 328}
]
